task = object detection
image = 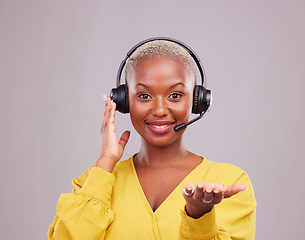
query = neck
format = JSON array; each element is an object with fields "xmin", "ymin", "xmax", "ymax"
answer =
[{"xmin": 135, "ymin": 138, "xmax": 189, "ymax": 168}]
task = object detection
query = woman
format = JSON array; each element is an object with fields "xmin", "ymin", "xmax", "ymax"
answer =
[{"xmin": 48, "ymin": 39, "xmax": 256, "ymax": 239}]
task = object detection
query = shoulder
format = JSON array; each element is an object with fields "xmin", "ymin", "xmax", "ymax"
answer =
[
  {"xmin": 114, "ymin": 157, "xmax": 132, "ymax": 169},
  {"xmin": 71, "ymin": 157, "xmax": 133, "ymax": 189},
  {"xmin": 203, "ymin": 158, "xmax": 245, "ymax": 175},
  {"xmin": 200, "ymin": 158, "xmax": 250, "ymax": 185},
  {"xmin": 112, "ymin": 157, "xmax": 133, "ymax": 177}
]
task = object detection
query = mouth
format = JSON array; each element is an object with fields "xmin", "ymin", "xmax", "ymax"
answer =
[{"xmin": 145, "ymin": 121, "xmax": 176, "ymax": 135}]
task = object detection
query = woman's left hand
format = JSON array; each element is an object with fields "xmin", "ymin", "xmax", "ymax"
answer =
[{"xmin": 182, "ymin": 182, "xmax": 248, "ymax": 219}]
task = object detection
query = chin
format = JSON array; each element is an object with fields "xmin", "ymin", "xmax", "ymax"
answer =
[{"xmin": 140, "ymin": 133, "xmax": 183, "ymax": 148}]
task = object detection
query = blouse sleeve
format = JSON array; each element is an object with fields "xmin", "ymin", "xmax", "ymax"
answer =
[
  {"xmin": 179, "ymin": 172, "xmax": 256, "ymax": 240},
  {"xmin": 48, "ymin": 166, "xmax": 115, "ymax": 240}
]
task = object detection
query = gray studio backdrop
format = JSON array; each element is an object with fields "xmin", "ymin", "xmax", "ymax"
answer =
[{"xmin": 1, "ymin": 1, "xmax": 304, "ymax": 239}]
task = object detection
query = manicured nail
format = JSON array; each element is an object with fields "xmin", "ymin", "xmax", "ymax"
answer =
[
  {"xmin": 213, "ymin": 190, "xmax": 219, "ymax": 194},
  {"xmin": 198, "ymin": 184, "xmax": 204, "ymax": 188},
  {"xmin": 244, "ymin": 186, "xmax": 249, "ymax": 191},
  {"xmin": 206, "ymin": 189, "xmax": 212, "ymax": 193}
]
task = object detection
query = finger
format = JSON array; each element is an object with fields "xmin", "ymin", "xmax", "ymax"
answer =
[
  {"xmin": 212, "ymin": 185, "xmax": 224, "ymax": 204},
  {"xmin": 193, "ymin": 182, "xmax": 204, "ymax": 201},
  {"xmin": 182, "ymin": 184, "xmax": 195, "ymax": 198},
  {"xmin": 223, "ymin": 184, "xmax": 248, "ymax": 198},
  {"xmin": 202, "ymin": 184, "xmax": 214, "ymax": 204},
  {"xmin": 103, "ymin": 94, "xmax": 108, "ymax": 104},
  {"xmin": 118, "ymin": 130, "xmax": 131, "ymax": 150},
  {"xmin": 102, "ymin": 96, "xmax": 112, "ymax": 129},
  {"xmin": 107, "ymin": 101, "xmax": 116, "ymax": 127}
]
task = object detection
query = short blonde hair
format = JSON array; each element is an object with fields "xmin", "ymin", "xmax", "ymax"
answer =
[{"xmin": 125, "ymin": 40, "xmax": 197, "ymax": 82}]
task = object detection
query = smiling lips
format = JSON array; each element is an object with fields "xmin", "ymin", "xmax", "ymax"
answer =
[{"xmin": 145, "ymin": 121, "xmax": 175, "ymax": 135}]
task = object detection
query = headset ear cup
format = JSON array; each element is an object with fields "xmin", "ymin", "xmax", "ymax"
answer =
[
  {"xmin": 124, "ymin": 85, "xmax": 129, "ymax": 113},
  {"xmin": 192, "ymin": 85, "xmax": 211, "ymax": 114},
  {"xmin": 110, "ymin": 84, "xmax": 129, "ymax": 113},
  {"xmin": 192, "ymin": 85, "xmax": 200, "ymax": 114}
]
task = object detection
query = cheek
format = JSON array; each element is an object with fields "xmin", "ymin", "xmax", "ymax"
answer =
[
  {"xmin": 129, "ymin": 95, "xmax": 141, "ymax": 114},
  {"xmin": 129, "ymin": 96, "xmax": 148, "ymax": 123},
  {"xmin": 171, "ymin": 96, "xmax": 193, "ymax": 120}
]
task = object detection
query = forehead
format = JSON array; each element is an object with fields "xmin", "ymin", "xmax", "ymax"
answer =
[{"xmin": 127, "ymin": 55, "xmax": 195, "ymax": 87}]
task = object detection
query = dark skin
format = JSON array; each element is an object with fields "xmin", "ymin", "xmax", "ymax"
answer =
[
  {"xmin": 134, "ymin": 149, "xmax": 202, "ymax": 211},
  {"xmin": 96, "ymin": 55, "xmax": 247, "ymax": 218}
]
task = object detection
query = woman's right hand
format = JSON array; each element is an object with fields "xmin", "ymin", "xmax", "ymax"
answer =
[{"xmin": 95, "ymin": 96, "xmax": 130, "ymax": 172}]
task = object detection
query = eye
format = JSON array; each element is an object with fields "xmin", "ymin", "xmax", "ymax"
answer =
[
  {"xmin": 168, "ymin": 92, "xmax": 183, "ymax": 99},
  {"xmin": 138, "ymin": 93, "xmax": 152, "ymax": 100}
]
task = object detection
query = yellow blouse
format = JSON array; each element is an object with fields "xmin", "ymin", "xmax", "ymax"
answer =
[{"xmin": 48, "ymin": 157, "xmax": 256, "ymax": 239}]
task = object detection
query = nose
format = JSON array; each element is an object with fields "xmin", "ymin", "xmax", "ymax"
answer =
[{"xmin": 151, "ymin": 97, "xmax": 169, "ymax": 117}]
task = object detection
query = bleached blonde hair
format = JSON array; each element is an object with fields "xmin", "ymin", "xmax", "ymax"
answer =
[{"xmin": 125, "ymin": 40, "xmax": 197, "ymax": 83}]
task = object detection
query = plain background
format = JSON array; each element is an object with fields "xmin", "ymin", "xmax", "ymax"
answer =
[{"xmin": 1, "ymin": 0, "xmax": 304, "ymax": 239}]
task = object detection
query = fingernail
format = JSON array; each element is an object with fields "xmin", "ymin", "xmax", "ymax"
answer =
[
  {"xmin": 183, "ymin": 187, "xmax": 194, "ymax": 196},
  {"xmin": 213, "ymin": 190, "xmax": 219, "ymax": 194},
  {"xmin": 206, "ymin": 189, "xmax": 212, "ymax": 193},
  {"xmin": 244, "ymin": 186, "xmax": 249, "ymax": 191},
  {"xmin": 198, "ymin": 184, "xmax": 204, "ymax": 188},
  {"xmin": 103, "ymin": 95, "xmax": 107, "ymax": 102}
]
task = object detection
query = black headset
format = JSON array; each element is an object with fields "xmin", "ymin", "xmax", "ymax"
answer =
[{"xmin": 110, "ymin": 37, "xmax": 212, "ymax": 131}]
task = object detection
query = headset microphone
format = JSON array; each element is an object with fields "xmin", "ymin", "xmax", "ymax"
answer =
[
  {"xmin": 174, "ymin": 92, "xmax": 211, "ymax": 132},
  {"xmin": 174, "ymin": 112, "xmax": 204, "ymax": 132}
]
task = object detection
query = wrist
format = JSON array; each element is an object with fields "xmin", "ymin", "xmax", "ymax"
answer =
[
  {"xmin": 95, "ymin": 157, "xmax": 116, "ymax": 173},
  {"xmin": 185, "ymin": 204, "xmax": 213, "ymax": 219}
]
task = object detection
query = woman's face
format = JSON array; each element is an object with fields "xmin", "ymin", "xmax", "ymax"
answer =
[{"xmin": 127, "ymin": 55, "xmax": 194, "ymax": 147}]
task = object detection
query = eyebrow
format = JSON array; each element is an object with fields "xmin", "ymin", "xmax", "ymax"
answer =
[
  {"xmin": 136, "ymin": 83, "xmax": 149, "ymax": 88},
  {"xmin": 135, "ymin": 82, "xmax": 185, "ymax": 89},
  {"xmin": 169, "ymin": 82, "xmax": 185, "ymax": 89}
]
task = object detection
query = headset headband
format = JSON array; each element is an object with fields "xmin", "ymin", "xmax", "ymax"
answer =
[{"xmin": 116, "ymin": 37, "xmax": 206, "ymax": 87}]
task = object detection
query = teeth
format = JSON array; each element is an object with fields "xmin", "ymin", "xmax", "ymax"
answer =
[{"xmin": 151, "ymin": 125, "xmax": 168, "ymax": 129}]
